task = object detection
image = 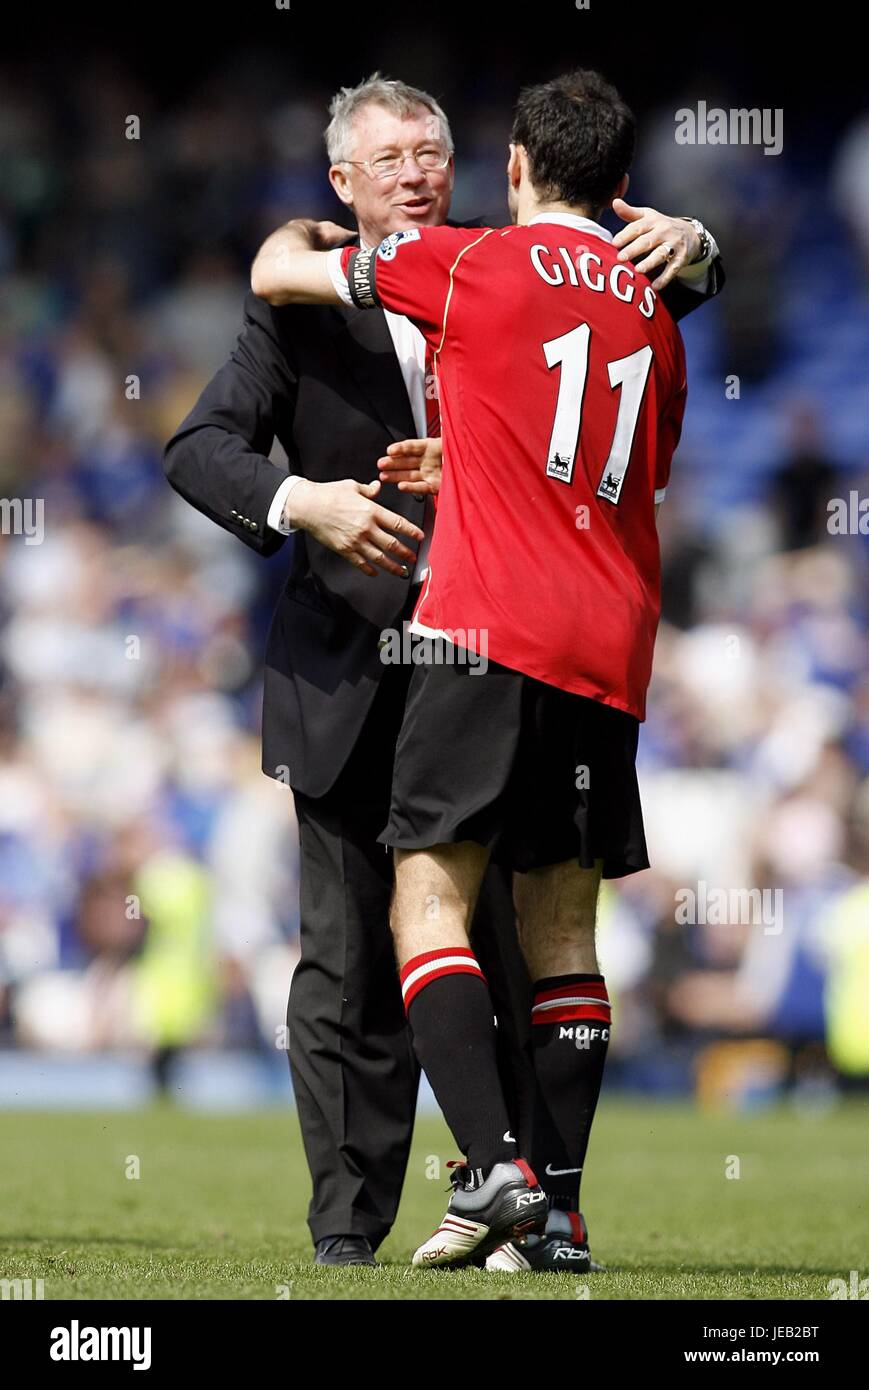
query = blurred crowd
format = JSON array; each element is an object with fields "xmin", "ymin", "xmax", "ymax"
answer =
[{"xmin": 0, "ymin": 52, "xmax": 867, "ymax": 1105}]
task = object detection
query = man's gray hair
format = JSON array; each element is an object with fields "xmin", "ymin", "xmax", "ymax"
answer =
[{"xmin": 325, "ymin": 72, "xmax": 454, "ymax": 165}]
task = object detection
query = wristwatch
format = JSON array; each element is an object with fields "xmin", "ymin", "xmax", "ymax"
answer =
[{"xmin": 681, "ymin": 216, "xmax": 713, "ymax": 264}]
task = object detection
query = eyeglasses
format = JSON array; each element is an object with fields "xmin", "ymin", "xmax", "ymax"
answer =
[{"xmin": 343, "ymin": 145, "xmax": 452, "ymax": 181}]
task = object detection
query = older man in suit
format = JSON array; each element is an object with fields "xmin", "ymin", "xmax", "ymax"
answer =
[{"xmin": 165, "ymin": 73, "xmax": 723, "ymax": 1266}]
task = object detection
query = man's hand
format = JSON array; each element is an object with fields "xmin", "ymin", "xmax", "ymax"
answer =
[
  {"xmin": 286, "ymin": 477, "xmax": 424, "ymax": 578},
  {"xmin": 377, "ymin": 438, "xmax": 443, "ymax": 495},
  {"xmin": 611, "ymin": 200, "xmax": 702, "ymax": 290},
  {"xmin": 251, "ymin": 219, "xmax": 353, "ymax": 304},
  {"xmin": 288, "ymin": 218, "xmax": 356, "ymax": 251}
]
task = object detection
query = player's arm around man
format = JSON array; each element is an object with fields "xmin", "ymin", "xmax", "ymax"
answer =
[{"xmin": 250, "ymin": 201, "xmax": 721, "ymax": 310}]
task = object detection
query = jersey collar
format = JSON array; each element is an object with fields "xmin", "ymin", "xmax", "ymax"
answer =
[{"xmin": 527, "ymin": 212, "xmax": 613, "ymax": 243}]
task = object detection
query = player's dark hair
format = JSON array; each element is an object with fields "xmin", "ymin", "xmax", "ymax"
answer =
[{"xmin": 511, "ymin": 69, "xmax": 635, "ymax": 214}]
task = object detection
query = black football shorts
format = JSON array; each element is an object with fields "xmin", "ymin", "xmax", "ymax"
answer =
[{"xmin": 379, "ymin": 641, "xmax": 649, "ymax": 877}]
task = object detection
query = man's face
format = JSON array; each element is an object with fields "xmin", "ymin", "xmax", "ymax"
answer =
[{"xmin": 329, "ymin": 102, "xmax": 454, "ymax": 246}]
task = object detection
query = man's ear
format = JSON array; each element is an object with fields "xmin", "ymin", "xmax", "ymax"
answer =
[
  {"xmin": 507, "ymin": 143, "xmax": 523, "ymax": 190},
  {"xmin": 604, "ymin": 173, "xmax": 630, "ymax": 215},
  {"xmin": 328, "ymin": 165, "xmax": 355, "ymax": 209}
]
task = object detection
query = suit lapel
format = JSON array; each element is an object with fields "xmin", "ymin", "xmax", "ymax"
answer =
[{"xmin": 331, "ymin": 305, "xmax": 418, "ymax": 444}]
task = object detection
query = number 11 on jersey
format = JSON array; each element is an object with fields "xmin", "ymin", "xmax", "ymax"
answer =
[{"xmin": 543, "ymin": 324, "xmax": 654, "ymax": 505}]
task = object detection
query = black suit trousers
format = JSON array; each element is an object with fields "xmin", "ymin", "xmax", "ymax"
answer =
[{"xmin": 288, "ymin": 649, "xmax": 535, "ymax": 1248}]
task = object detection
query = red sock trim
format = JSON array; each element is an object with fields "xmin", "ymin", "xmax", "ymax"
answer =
[
  {"xmin": 531, "ymin": 977, "xmax": 610, "ymax": 1026},
  {"xmin": 532, "ymin": 1005, "xmax": 611, "ymax": 1025},
  {"xmin": 399, "ymin": 946, "xmax": 477, "ymax": 984},
  {"xmin": 400, "ymin": 947, "xmax": 485, "ymax": 1011},
  {"xmin": 534, "ymin": 981, "xmax": 610, "ymax": 1005}
]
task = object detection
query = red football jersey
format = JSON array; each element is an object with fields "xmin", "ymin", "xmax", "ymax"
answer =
[{"xmin": 338, "ymin": 217, "xmax": 686, "ymax": 720}]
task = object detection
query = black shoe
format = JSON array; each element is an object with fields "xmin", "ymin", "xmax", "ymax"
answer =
[
  {"xmin": 412, "ymin": 1159, "xmax": 546, "ymax": 1268},
  {"xmin": 485, "ymin": 1209, "xmax": 606, "ymax": 1273},
  {"xmin": 314, "ymin": 1235, "xmax": 376, "ymax": 1266}
]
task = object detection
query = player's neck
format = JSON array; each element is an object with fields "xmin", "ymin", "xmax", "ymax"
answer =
[{"xmin": 520, "ymin": 198, "xmax": 600, "ymax": 227}]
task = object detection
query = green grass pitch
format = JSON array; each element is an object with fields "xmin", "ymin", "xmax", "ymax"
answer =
[{"xmin": 1, "ymin": 1100, "xmax": 866, "ymax": 1300}]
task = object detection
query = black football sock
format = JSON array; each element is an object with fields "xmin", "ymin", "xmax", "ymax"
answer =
[
  {"xmin": 529, "ymin": 973, "xmax": 611, "ymax": 1211},
  {"xmin": 401, "ymin": 948, "xmax": 517, "ymax": 1175}
]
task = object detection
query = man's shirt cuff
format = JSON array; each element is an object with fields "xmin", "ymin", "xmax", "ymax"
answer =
[
  {"xmin": 268, "ymin": 475, "xmax": 306, "ymax": 534},
  {"xmin": 675, "ymin": 230, "xmax": 720, "ymax": 293}
]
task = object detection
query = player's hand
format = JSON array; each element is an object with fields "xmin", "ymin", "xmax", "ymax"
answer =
[
  {"xmin": 377, "ymin": 438, "xmax": 443, "ymax": 495},
  {"xmin": 286, "ymin": 478, "xmax": 424, "ymax": 578},
  {"xmin": 611, "ymin": 200, "xmax": 701, "ymax": 290},
  {"xmin": 309, "ymin": 219, "xmax": 356, "ymax": 250},
  {"xmin": 282, "ymin": 218, "xmax": 354, "ymax": 250}
]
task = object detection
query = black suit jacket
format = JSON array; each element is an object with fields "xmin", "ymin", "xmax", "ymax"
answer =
[{"xmin": 164, "ymin": 255, "xmax": 725, "ymax": 797}]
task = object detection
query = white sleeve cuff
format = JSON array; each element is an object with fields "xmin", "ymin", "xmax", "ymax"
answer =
[
  {"xmin": 654, "ymin": 487, "xmax": 667, "ymax": 504},
  {"xmin": 268, "ymin": 475, "xmax": 307, "ymax": 534},
  {"xmin": 675, "ymin": 230, "xmax": 720, "ymax": 293},
  {"xmin": 326, "ymin": 248, "xmax": 354, "ymax": 307}
]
